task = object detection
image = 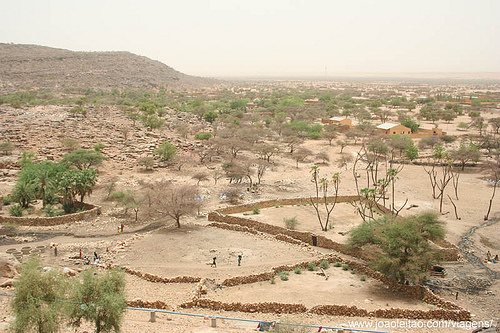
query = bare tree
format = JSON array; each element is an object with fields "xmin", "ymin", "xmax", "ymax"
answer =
[
  {"xmin": 291, "ymin": 148, "xmax": 312, "ymax": 168},
  {"xmin": 336, "ymin": 154, "xmax": 353, "ymax": 170},
  {"xmin": 211, "ymin": 169, "xmax": 224, "ymax": 185},
  {"xmin": 482, "ymin": 155, "xmax": 500, "ymax": 220},
  {"xmin": 192, "ymin": 172, "xmax": 209, "ymax": 186},
  {"xmin": 309, "ymin": 166, "xmax": 340, "ymax": 231},
  {"xmin": 315, "ymin": 152, "xmax": 330, "ymax": 165},
  {"xmin": 255, "ymin": 160, "xmax": 268, "ymax": 185},
  {"xmin": 323, "ymin": 126, "xmax": 338, "ymax": 145},
  {"xmin": 255, "ymin": 143, "xmax": 279, "ymax": 163},
  {"xmin": 336, "ymin": 140, "xmax": 348, "ymax": 153},
  {"xmin": 160, "ymin": 185, "xmax": 198, "ymax": 228}
]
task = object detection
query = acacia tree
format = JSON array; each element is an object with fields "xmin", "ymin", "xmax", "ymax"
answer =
[
  {"xmin": 323, "ymin": 125, "xmax": 338, "ymax": 145},
  {"xmin": 309, "ymin": 166, "xmax": 340, "ymax": 231},
  {"xmin": 348, "ymin": 213, "xmax": 445, "ymax": 284},
  {"xmin": 291, "ymin": 147, "xmax": 312, "ymax": 168},
  {"xmin": 482, "ymin": 155, "xmax": 500, "ymax": 220},
  {"xmin": 62, "ymin": 149, "xmax": 106, "ymax": 170}
]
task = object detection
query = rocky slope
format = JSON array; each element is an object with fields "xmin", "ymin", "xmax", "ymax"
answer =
[{"xmin": 0, "ymin": 43, "xmax": 216, "ymax": 92}]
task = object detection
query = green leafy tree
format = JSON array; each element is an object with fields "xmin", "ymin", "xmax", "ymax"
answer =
[
  {"xmin": 451, "ymin": 143, "xmax": 481, "ymax": 170},
  {"xmin": 348, "ymin": 213, "xmax": 445, "ymax": 283},
  {"xmin": 62, "ymin": 149, "xmax": 106, "ymax": 170},
  {"xmin": 401, "ymin": 118, "xmax": 419, "ymax": 133},
  {"xmin": 10, "ymin": 257, "xmax": 67, "ymax": 333},
  {"xmin": 138, "ymin": 101, "xmax": 157, "ymax": 115},
  {"xmin": 155, "ymin": 141, "xmax": 177, "ymax": 161},
  {"xmin": 11, "ymin": 180, "xmax": 36, "ymax": 208},
  {"xmin": 67, "ymin": 268, "xmax": 126, "ymax": 333},
  {"xmin": 110, "ymin": 189, "xmax": 142, "ymax": 221},
  {"xmin": 141, "ymin": 114, "xmax": 165, "ymax": 130},
  {"xmin": 404, "ymin": 141, "xmax": 419, "ymax": 161},
  {"xmin": 203, "ymin": 110, "xmax": 218, "ymax": 123},
  {"xmin": 126, "ymin": 112, "xmax": 141, "ymax": 126},
  {"xmin": 58, "ymin": 169, "xmax": 98, "ymax": 204}
]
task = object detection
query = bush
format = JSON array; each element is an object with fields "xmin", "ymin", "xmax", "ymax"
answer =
[
  {"xmin": 93, "ymin": 143, "xmax": 105, "ymax": 152},
  {"xmin": 351, "ymin": 270, "xmax": 356, "ymax": 275},
  {"xmin": 194, "ymin": 132, "xmax": 212, "ymax": 140},
  {"xmin": 252, "ymin": 207, "xmax": 260, "ymax": 215},
  {"xmin": 279, "ymin": 271, "xmax": 289, "ymax": 281},
  {"xmin": 62, "ymin": 201, "xmax": 76, "ymax": 214},
  {"xmin": 294, "ymin": 267, "xmax": 302, "ymax": 274},
  {"xmin": 319, "ymin": 260, "xmax": 330, "ymax": 269},
  {"xmin": 307, "ymin": 262, "xmax": 316, "ymax": 271},
  {"xmin": 10, "ymin": 257, "xmax": 66, "ymax": 333},
  {"xmin": 270, "ymin": 277, "xmax": 276, "ymax": 284},
  {"xmin": 43, "ymin": 204, "xmax": 60, "ymax": 217},
  {"xmin": 275, "ymin": 204, "xmax": 281, "ymax": 208},
  {"xmin": 44, "ymin": 191, "xmax": 59, "ymax": 205},
  {"xmin": 2, "ymin": 196, "xmax": 11, "ymax": 206},
  {"xmin": 440, "ymin": 135, "xmax": 456, "ymax": 144},
  {"xmin": 283, "ymin": 216, "xmax": 299, "ymax": 230},
  {"xmin": 9, "ymin": 204, "xmax": 23, "ymax": 217},
  {"xmin": 67, "ymin": 268, "xmax": 126, "ymax": 332},
  {"xmin": 360, "ymin": 276, "xmax": 366, "ymax": 281},
  {"xmin": 342, "ymin": 264, "xmax": 349, "ymax": 271},
  {"xmin": 333, "ymin": 261, "xmax": 342, "ymax": 267}
]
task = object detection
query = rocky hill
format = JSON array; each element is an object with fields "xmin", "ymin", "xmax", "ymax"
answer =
[{"xmin": 0, "ymin": 43, "xmax": 217, "ymax": 92}]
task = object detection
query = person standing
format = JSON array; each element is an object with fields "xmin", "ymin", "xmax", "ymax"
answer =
[
  {"xmin": 211, "ymin": 257, "xmax": 217, "ymax": 268},
  {"xmin": 238, "ymin": 254, "xmax": 242, "ymax": 266}
]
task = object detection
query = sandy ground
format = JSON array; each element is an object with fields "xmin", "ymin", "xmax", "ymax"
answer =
[{"xmin": 0, "ymin": 103, "xmax": 499, "ymax": 332}]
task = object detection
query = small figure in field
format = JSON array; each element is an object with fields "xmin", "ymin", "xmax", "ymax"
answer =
[
  {"xmin": 54, "ymin": 246, "xmax": 57, "ymax": 257},
  {"xmin": 494, "ymin": 254, "xmax": 499, "ymax": 263},
  {"xmin": 121, "ymin": 224, "xmax": 124, "ymax": 233},
  {"xmin": 94, "ymin": 251, "xmax": 98, "ymax": 261},
  {"xmin": 238, "ymin": 254, "xmax": 242, "ymax": 266},
  {"xmin": 117, "ymin": 226, "xmax": 121, "ymax": 234},
  {"xmin": 211, "ymin": 257, "xmax": 217, "ymax": 268},
  {"xmin": 487, "ymin": 251, "xmax": 492, "ymax": 261},
  {"xmin": 79, "ymin": 249, "xmax": 82, "ymax": 259}
]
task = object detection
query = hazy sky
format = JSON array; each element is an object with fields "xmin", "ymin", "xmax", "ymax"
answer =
[{"xmin": 1, "ymin": 0, "xmax": 499, "ymax": 77}]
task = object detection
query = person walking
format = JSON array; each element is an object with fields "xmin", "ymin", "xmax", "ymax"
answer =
[{"xmin": 211, "ymin": 257, "xmax": 217, "ymax": 268}]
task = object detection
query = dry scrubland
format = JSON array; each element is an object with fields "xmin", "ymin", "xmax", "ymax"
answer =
[{"xmin": 0, "ymin": 79, "xmax": 500, "ymax": 332}]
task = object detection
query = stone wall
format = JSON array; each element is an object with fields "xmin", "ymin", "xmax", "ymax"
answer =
[
  {"xmin": 120, "ymin": 266, "xmax": 201, "ymax": 284},
  {"xmin": 217, "ymin": 195, "xmax": 360, "ymax": 215},
  {"xmin": 179, "ymin": 299, "xmax": 471, "ymax": 321},
  {"xmin": 0, "ymin": 202, "xmax": 101, "ymax": 226}
]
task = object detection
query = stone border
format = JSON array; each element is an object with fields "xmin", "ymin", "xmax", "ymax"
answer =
[
  {"xmin": 0, "ymin": 202, "xmax": 101, "ymax": 226},
  {"xmin": 179, "ymin": 299, "xmax": 471, "ymax": 322}
]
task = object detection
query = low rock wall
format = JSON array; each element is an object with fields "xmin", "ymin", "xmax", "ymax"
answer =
[
  {"xmin": 179, "ymin": 299, "xmax": 471, "ymax": 321},
  {"xmin": 217, "ymin": 196, "xmax": 359, "ymax": 215},
  {"xmin": 0, "ymin": 202, "xmax": 101, "ymax": 226},
  {"xmin": 121, "ymin": 266, "xmax": 201, "ymax": 284}
]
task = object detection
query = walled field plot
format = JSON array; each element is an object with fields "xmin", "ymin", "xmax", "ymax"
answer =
[
  {"xmin": 231, "ymin": 203, "xmax": 362, "ymax": 244},
  {"xmin": 112, "ymin": 224, "xmax": 316, "ymax": 280},
  {"xmin": 207, "ymin": 266, "xmax": 437, "ymax": 312}
]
